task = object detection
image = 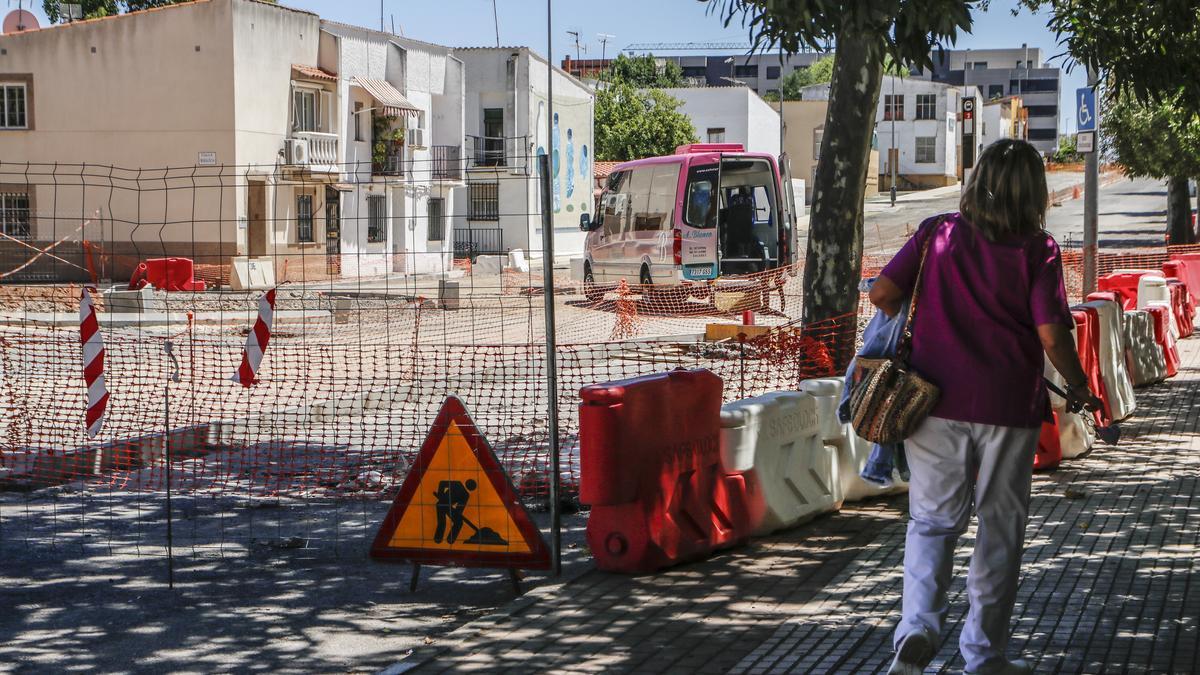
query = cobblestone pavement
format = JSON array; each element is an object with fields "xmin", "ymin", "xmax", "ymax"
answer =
[{"xmin": 393, "ymin": 337, "xmax": 1200, "ymax": 674}]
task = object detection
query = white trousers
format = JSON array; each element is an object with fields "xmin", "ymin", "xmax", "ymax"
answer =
[{"xmin": 894, "ymin": 416, "xmax": 1039, "ymax": 673}]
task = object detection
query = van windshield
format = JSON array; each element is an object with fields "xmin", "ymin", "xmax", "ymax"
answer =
[{"xmin": 684, "ymin": 164, "xmax": 719, "ymax": 229}]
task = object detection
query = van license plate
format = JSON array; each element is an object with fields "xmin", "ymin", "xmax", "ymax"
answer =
[{"xmin": 686, "ymin": 264, "xmax": 713, "ymax": 278}]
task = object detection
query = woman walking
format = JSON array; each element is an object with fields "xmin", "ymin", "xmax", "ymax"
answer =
[{"xmin": 870, "ymin": 139, "xmax": 1102, "ymax": 675}]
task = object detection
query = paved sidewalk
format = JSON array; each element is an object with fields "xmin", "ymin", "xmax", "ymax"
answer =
[{"xmin": 393, "ymin": 339, "xmax": 1200, "ymax": 674}]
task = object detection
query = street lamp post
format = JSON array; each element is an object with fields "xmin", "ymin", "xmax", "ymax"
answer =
[{"xmin": 890, "ymin": 74, "xmax": 897, "ymax": 206}]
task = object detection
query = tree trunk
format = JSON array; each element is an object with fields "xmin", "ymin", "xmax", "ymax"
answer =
[
  {"xmin": 1167, "ymin": 176, "xmax": 1194, "ymax": 245},
  {"xmin": 802, "ymin": 26, "xmax": 885, "ymax": 367}
]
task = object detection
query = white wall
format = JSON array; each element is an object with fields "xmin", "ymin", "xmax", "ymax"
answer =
[
  {"xmin": 660, "ymin": 87, "xmax": 780, "ymax": 157},
  {"xmin": 874, "ymin": 77, "xmax": 960, "ymax": 182}
]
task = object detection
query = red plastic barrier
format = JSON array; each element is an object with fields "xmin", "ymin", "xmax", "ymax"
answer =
[
  {"xmin": 1146, "ymin": 306, "xmax": 1180, "ymax": 378},
  {"xmin": 1086, "ymin": 291, "xmax": 1120, "ymax": 305},
  {"xmin": 1073, "ymin": 309, "xmax": 1112, "ymax": 427},
  {"xmin": 579, "ymin": 369, "xmax": 755, "ymax": 573},
  {"xmin": 1097, "ymin": 272, "xmax": 1146, "ymax": 311},
  {"xmin": 1167, "ymin": 254, "xmax": 1200, "ymax": 305},
  {"xmin": 1034, "ymin": 413, "xmax": 1063, "ymax": 470},
  {"xmin": 1167, "ymin": 281, "xmax": 1194, "ymax": 338},
  {"xmin": 128, "ymin": 257, "xmax": 207, "ymax": 292}
]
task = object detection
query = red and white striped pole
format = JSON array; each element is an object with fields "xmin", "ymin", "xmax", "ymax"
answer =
[
  {"xmin": 232, "ymin": 287, "xmax": 277, "ymax": 388},
  {"xmin": 79, "ymin": 287, "xmax": 109, "ymax": 438}
]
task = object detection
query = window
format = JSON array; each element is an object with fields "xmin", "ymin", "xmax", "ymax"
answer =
[
  {"xmin": 428, "ymin": 197, "xmax": 445, "ymax": 241},
  {"xmin": 367, "ymin": 195, "xmax": 386, "ymax": 243},
  {"xmin": 635, "ymin": 164, "xmax": 679, "ymax": 232},
  {"xmin": 293, "ymin": 88, "xmax": 317, "ymax": 132},
  {"xmin": 1025, "ymin": 104, "xmax": 1058, "ymax": 118},
  {"xmin": 988, "ymin": 84, "xmax": 1005, "ymax": 99},
  {"xmin": 915, "ymin": 94, "xmax": 937, "ymax": 120},
  {"xmin": 681, "ymin": 66, "xmax": 707, "ymax": 78},
  {"xmin": 915, "ymin": 137, "xmax": 936, "ymax": 164},
  {"xmin": 1010, "ymin": 78, "xmax": 1057, "ymax": 93},
  {"xmin": 0, "ymin": 192, "xmax": 31, "ymax": 239},
  {"xmin": 684, "ymin": 165, "xmax": 719, "ymax": 229},
  {"xmin": 297, "ymin": 194, "xmax": 314, "ymax": 242},
  {"xmin": 968, "ymin": 61, "xmax": 988, "ymax": 70},
  {"xmin": 707, "ymin": 127, "xmax": 726, "ymax": 143},
  {"xmin": 813, "ymin": 127, "xmax": 824, "ymax": 161},
  {"xmin": 469, "ymin": 181, "xmax": 499, "ymax": 221},
  {"xmin": 766, "ymin": 66, "xmax": 781, "ymax": 80},
  {"xmin": 1, "ymin": 83, "xmax": 28, "ymax": 129},
  {"xmin": 734, "ymin": 64, "xmax": 758, "ymax": 78},
  {"xmin": 883, "ymin": 94, "xmax": 904, "ymax": 121},
  {"xmin": 1028, "ymin": 128, "xmax": 1058, "ymax": 141},
  {"xmin": 354, "ymin": 102, "xmax": 364, "ymax": 141},
  {"xmin": 752, "ymin": 186, "xmax": 770, "ymax": 223}
]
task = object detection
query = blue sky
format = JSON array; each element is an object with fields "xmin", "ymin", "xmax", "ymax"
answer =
[{"xmin": 10, "ymin": 0, "xmax": 1086, "ymax": 130}]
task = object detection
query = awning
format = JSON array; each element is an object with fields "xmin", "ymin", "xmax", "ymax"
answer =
[
  {"xmin": 292, "ymin": 64, "xmax": 337, "ymax": 82},
  {"xmin": 351, "ymin": 77, "xmax": 420, "ymax": 117}
]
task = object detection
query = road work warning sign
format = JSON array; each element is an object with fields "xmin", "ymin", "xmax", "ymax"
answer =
[{"xmin": 370, "ymin": 396, "xmax": 550, "ymax": 569}]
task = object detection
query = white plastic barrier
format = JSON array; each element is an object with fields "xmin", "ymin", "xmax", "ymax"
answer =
[
  {"xmin": 1124, "ymin": 310, "xmax": 1168, "ymax": 387},
  {"xmin": 798, "ymin": 378, "xmax": 908, "ymax": 502},
  {"xmin": 1080, "ymin": 300, "xmax": 1137, "ymax": 421},
  {"xmin": 720, "ymin": 391, "xmax": 841, "ymax": 535},
  {"xmin": 1043, "ymin": 325, "xmax": 1094, "ymax": 459},
  {"xmin": 1138, "ymin": 274, "xmax": 1180, "ymax": 340}
]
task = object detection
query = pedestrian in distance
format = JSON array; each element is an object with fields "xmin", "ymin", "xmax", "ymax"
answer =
[{"xmin": 868, "ymin": 139, "xmax": 1103, "ymax": 675}]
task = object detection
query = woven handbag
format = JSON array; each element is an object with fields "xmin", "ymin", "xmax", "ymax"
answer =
[{"xmin": 849, "ymin": 223, "xmax": 941, "ymax": 444}]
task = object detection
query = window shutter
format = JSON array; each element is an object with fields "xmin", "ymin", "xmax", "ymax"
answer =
[{"xmin": 320, "ymin": 90, "xmax": 333, "ymax": 133}]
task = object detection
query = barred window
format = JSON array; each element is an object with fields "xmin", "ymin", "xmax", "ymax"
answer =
[
  {"xmin": 469, "ymin": 182, "xmax": 499, "ymax": 221},
  {"xmin": 915, "ymin": 137, "xmax": 937, "ymax": 164},
  {"xmin": 297, "ymin": 194, "xmax": 314, "ymax": 242},
  {"xmin": 367, "ymin": 195, "xmax": 386, "ymax": 243},
  {"xmin": 883, "ymin": 95, "xmax": 904, "ymax": 121},
  {"xmin": 915, "ymin": 94, "xmax": 937, "ymax": 120},
  {"xmin": 0, "ymin": 84, "xmax": 27, "ymax": 130},
  {"xmin": 0, "ymin": 192, "xmax": 31, "ymax": 239}
]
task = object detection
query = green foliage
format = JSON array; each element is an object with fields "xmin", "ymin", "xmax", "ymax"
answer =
[
  {"xmin": 43, "ymin": 0, "xmax": 117, "ymax": 21},
  {"xmin": 767, "ymin": 55, "xmax": 836, "ymax": 100},
  {"xmin": 1102, "ymin": 89, "xmax": 1200, "ymax": 180},
  {"xmin": 371, "ymin": 114, "xmax": 404, "ymax": 167},
  {"xmin": 706, "ymin": 0, "xmax": 975, "ymax": 72},
  {"xmin": 594, "ymin": 82, "xmax": 698, "ymax": 161},
  {"xmin": 604, "ymin": 54, "xmax": 684, "ymax": 88},
  {"xmin": 45, "ymin": 0, "xmax": 274, "ymax": 22},
  {"xmin": 1052, "ymin": 135, "xmax": 1082, "ymax": 163},
  {"xmin": 1017, "ymin": 1, "xmax": 1200, "ymax": 108}
]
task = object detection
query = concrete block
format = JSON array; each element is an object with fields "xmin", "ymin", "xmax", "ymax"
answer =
[
  {"xmin": 474, "ymin": 255, "xmax": 505, "ymax": 275},
  {"xmin": 103, "ymin": 286, "xmax": 167, "ymax": 313},
  {"xmin": 438, "ymin": 280, "xmax": 461, "ymax": 310}
]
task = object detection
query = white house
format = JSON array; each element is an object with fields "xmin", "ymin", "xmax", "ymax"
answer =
[
  {"xmin": 453, "ymin": 47, "xmax": 595, "ymax": 259},
  {"xmin": 0, "ymin": 0, "xmax": 467, "ymax": 283},
  {"xmin": 318, "ymin": 22, "xmax": 465, "ymax": 277},
  {"xmin": 659, "ymin": 86, "xmax": 782, "ymax": 156}
]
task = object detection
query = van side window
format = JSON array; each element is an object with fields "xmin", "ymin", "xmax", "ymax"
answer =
[
  {"xmin": 600, "ymin": 171, "xmax": 627, "ymax": 236},
  {"xmin": 752, "ymin": 186, "xmax": 771, "ymax": 223},
  {"xmin": 626, "ymin": 167, "xmax": 654, "ymax": 232},
  {"xmin": 644, "ymin": 164, "xmax": 681, "ymax": 232},
  {"xmin": 684, "ymin": 164, "xmax": 719, "ymax": 229}
]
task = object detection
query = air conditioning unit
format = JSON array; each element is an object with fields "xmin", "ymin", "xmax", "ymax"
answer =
[
  {"xmin": 286, "ymin": 138, "xmax": 310, "ymax": 165},
  {"xmin": 406, "ymin": 127, "xmax": 426, "ymax": 149}
]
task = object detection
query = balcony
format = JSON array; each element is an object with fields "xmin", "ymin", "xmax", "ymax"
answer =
[
  {"xmin": 467, "ymin": 135, "xmax": 529, "ymax": 169},
  {"xmin": 431, "ymin": 145, "xmax": 463, "ymax": 181},
  {"xmin": 374, "ymin": 139, "xmax": 406, "ymax": 177},
  {"xmin": 289, "ymin": 131, "xmax": 339, "ymax": 173}
]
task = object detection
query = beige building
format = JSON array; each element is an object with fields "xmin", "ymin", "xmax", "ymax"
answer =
[
  {"xmin": 0, "ymin": 0, "xmax": 466, "ymax": 282},
  {"xmin": 773, "ymin": 100, "xmax": 878, "ymax": 204}
]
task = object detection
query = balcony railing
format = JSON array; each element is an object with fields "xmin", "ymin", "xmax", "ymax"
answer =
[
  {"xmin": 431, "ymin": 145, "xmax": 462, "ymax": 180},
  {"xmin": 467, "ymin": 135, "xmax": 529, "ymax": 169},
  {"xmin": 292, "ymin": 131, "xmax": 339, "ymax": 171},
  {"xmin": 374, "ymin": 140, "xmax": 406, "ymax": 177}
]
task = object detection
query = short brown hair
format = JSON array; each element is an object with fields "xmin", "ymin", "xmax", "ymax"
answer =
[{"xmin": 959, "ymin": 139, "xmax": 1048, "ymax": 241}]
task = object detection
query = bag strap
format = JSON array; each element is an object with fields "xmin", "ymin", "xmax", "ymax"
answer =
[{"xmin": 895, "ymin": 216, "xmax": 943, "ymax": 362}]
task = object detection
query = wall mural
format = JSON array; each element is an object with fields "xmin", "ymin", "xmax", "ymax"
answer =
[{"xmin": 535, "ymin": 100, "xmax": 591, "ymax": 219}]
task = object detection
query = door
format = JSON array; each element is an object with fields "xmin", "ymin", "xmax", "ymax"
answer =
[
  {"xmin": 482, "ymin": 108, "xmax": 505, "ymax": 165},
  {"xmin": 325, "ymin": 185, "xmax": 341, "ymax": 276},
  {"xmin": 778, "ymin": 153, "xmax": 797, "ymax": 267},
  {"xmin": 247, "ymin": 181, "xmax": 267, "ymax": 258}
]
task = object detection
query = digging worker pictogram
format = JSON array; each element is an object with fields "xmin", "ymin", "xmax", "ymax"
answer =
[{"xmin": 433, "ymin": 479, "xmax": 476, "ymax": 544}]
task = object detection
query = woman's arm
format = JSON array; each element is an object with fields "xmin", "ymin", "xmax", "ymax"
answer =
[
  {"xmin": 868, "ymin": 275, "xmax": 905, "ymax": 318},
  {"xmin": 1038, "ymin": 323, "xmax": 1104, "ymax": 411}
]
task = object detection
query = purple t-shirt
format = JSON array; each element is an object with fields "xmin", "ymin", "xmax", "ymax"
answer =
[{"xmin": 880, "ymin": 213, "xmax": 1074, "ymax": 429}]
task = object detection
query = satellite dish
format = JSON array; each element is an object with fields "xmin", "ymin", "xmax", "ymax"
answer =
[{"xmin": 3, "ymin": 9, "xmax": 40, "ymax": 34}]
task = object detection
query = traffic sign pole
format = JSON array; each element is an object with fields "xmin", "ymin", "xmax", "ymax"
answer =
[{"xmin": 1082, "ymin": 71, "xmax": 1099, "ymax": 296}]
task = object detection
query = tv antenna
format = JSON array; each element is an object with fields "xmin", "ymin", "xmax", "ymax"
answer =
[
  {"xmin": 597, "ymin": 33, "xmax": 615, "ymax": 62},
  {"xmin": 567, "ymin": 30, "xmax": 584, "ymax": 63}
]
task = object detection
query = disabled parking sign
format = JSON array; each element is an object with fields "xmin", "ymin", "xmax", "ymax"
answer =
[
  {"xmin": 370, "ymin": 396, "xmax": 550, "ymax": 578},
  {"xmin": 1077, "ymin": 87, "xmax": 1097, "ymax": 132}
]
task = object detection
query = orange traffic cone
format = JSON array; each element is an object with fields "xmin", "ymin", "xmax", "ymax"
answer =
[{"xmin": 1072, "ymin": 185, "xmax": 1081, "ymax": 200}]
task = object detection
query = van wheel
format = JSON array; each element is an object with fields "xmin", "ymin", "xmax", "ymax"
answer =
[
  {"xmin": 583, "ymin": 264, "xmax": 604, "ymax": 303},
  {"xmin": 639, "ymin": 265, "xmax": 653, "ymax": 287}
]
